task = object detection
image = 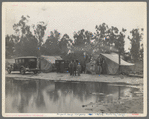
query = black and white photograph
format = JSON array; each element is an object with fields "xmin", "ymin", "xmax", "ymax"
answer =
[{"xmin": 2, "ymin": 2, "xmax": 147, "ymax": 117}]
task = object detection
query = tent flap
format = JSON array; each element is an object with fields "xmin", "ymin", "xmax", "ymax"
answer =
[{"xmin": 105, "ymin": 57, "xmax": 119, "ymax": 74}]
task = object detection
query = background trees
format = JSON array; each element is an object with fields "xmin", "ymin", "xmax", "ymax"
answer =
[
  {"xmin": 12, "ymin": 15, "xmax": 38, "ymax": 57},
  {"xmin": 6, "ymin": 35, "xmax": 15, "ymax": 58},
  {"xmin": 6, "ymin": 15, "xmax": 48, "ymax": 57},
  {"xmin": 59, "ymin": 34, "xmax": 72, "ymax": 55},
  {"xmin": 94, "ymin": 23, "xmax": 126, "ymax": 55},
  {"xmin": 42, "ymin": 30, "xmax": 61, "ymax": 55},
  {"xmin": 139, "ymin": 44, "xmax": 143, "ymax": 62},
  {"xmin": 5, "ymin": 15, "xmax": 144, "ymax": 67},
  {"xmin": 67, "ymin": 29, "xmax": 94, "ymax": 63},
  {"xmin": 32, "ymin": 21, "xmax": 47, "ymax": 57},
  {"xmin": 128, "ymin": 28, "xmax": 144, "ymax": 63},
  {"xmin": 73, "ymin": 29, "xmax": 93, "ymax": 47}
]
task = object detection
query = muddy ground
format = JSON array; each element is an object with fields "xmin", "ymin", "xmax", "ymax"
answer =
[{"xmin": 6, "ymin": 72, "xmax": 143, "ymax": 85}]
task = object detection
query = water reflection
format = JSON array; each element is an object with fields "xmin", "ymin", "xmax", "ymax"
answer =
[{"xmin": 5, "ymin": 78, "xmax": 138, "ymax": 113}]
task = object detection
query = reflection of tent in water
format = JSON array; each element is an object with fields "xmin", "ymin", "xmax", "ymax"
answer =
[
  {"xmin": 41, "ymin": 55, "xmax": 62, "ymax": 72},
  {"xmin": 86, "ymin": 53, "xmax": 134, "ymax": 75}
]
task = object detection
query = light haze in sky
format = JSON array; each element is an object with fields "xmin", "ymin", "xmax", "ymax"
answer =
[{"xmin": 4, "ymin": 2, "xmax": 146, "ymax": 51}]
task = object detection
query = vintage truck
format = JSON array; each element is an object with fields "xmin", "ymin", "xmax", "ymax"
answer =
[
  {"xmin": 55, "ymin": 60, "xmax": 70, "ymax": 73},
  {"xmin": 7, "ymin": 56, "xmax": 40, "ymax": 75}
]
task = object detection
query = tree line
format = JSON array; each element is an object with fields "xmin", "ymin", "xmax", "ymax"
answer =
[{"xmin": 6, "ymin": 15, "xmax": 144, "ymax": 63}]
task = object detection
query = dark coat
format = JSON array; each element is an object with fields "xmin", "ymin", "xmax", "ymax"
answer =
[
  {"xmin": 69, "ymin": 62, "xmax": 74, "ymax": 68},
  {"xmin": 77, "ymin": 64, "xmax": 82, "ymax": 71},
  {"xmin": 73, "ymin": 62, "xmax": 77, "ymax": 68}
]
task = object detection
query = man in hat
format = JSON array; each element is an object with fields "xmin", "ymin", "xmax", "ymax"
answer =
[{"xmin": 73, "ymin": 60, "xmax": 77, "ymax": 76}]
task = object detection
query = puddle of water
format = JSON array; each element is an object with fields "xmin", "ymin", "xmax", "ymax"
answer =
[{"xmin": 5, "ymin": 77, "xmax": 139, "ymax": 113}]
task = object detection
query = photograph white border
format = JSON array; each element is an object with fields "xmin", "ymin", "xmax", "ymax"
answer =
[{"xmin": 2, "ymin": 2, "xmax": 147, "ymax": 117}]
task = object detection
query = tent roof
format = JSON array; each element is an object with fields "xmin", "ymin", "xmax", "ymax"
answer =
[
  {"xmin": 100, "ymin": 53, "xmax": 134, "ymax": 66},
  {"xmin": 41, "ymin": 55, "xmax": 62, "ymax": 63}
]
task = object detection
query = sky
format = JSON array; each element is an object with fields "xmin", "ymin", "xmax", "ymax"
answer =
[{"xmin": 4, "ymin": 2, "xmax": 147, "ymax": 51}]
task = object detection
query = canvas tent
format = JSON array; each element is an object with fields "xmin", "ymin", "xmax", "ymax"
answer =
[
  {"xmin": 41, "ymin": 55, "xmax": 62, "ymax": 72},
  {"xmin": 100, "ymin": 53, "xmax": 134, "ymax": 74},
  {"xmin": 86, "ymin": 53, "xmax": 134, "ymax": 75}
]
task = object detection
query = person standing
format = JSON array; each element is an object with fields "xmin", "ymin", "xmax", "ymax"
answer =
[
  {"xmin": 73, "ymin": 60, "xmax": 77, "ymax": 76},
  {"xmin": 69, "ymin": 61, "xmax": 73, "ymax": 76},
  {"xmin": 76, "ymin": 59, "xmax": 79, "ymax": 65},
  {"xmin": 82, "ymin": 61, "xmax": 86, "ymax": 73},
  {"xmin": 77, "ymin": 63, "xmax": 82, "ymax": 76},
  {"xmin": 98, "ymin": 56, "xmax": 102, "ymax": 74}
]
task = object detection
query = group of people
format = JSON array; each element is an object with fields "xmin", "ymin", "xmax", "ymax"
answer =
[{"xmin": 69, "ymin": 60, "xmax": 82, "ymax": 76}]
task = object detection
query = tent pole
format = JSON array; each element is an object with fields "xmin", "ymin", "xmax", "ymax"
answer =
[
  {"xmin": 38, "ymin": 47, "xmax": 41, "ymax": 72},
  {"xmin": 119, "ymin": 51, "xmax": 121, "ymax": 74},
  {"xmin": 118, "ymin": 86, "xmax": 121, "ymax": 100}
]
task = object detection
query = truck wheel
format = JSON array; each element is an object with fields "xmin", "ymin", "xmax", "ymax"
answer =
[
  {"xmin": 20, "ymin": 68, "xmax": 25, "ymax": 75},
  {"xmin": 7, "ymin": 68, "xmax": 11, "ymax": 74}
]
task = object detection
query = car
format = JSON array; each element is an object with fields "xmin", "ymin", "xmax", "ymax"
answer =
[{"xmin": 7, "ymin": 56, "xmax": 40, "ymax": 75}]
